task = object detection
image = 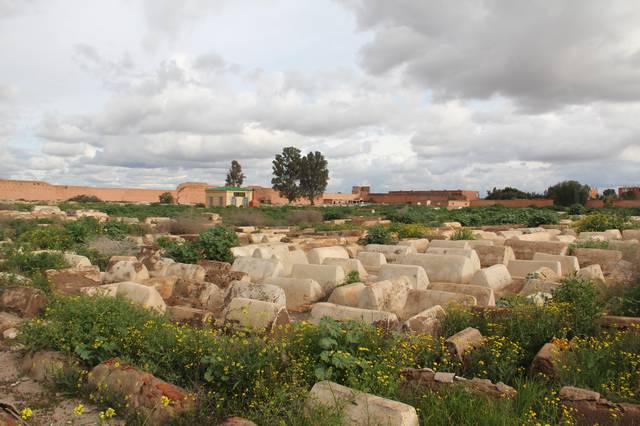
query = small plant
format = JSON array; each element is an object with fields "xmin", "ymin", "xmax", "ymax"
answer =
[
  {"xmin": 343, "ymin": 271, "xmax": 360, "ymax": 285},
  {"xmin": 18, "ymin": 226, "xmax": 74, "ymax": 250},
  {"xmin": 567, "ymin": 239, "xmax": 609, "ymax": 254},
  {"xmin": 450, "ymin": 228, "xmax": 475, "ymax": 240},
  {"xmin": 389, "ymin": 223, "xmax": 433, "ymax": 239},
  {"xmin": 358, "ymin": 224, "xmax": 396, "ymax": 245},
  {"xmin": 574, "ymin": 213, "xmax": 626, "ymax": 232},
  {"xmin": 0, "ymin": 248, "xmax": 68, "ymax": 277},
  {"xmin": 67, "ymin": 194, "xmax": 103, "ymax": 203},
  {"xmin": 160, "ymin": 226, "xmax": 238, "ymax": 264},
  {"xmin": 553, "ymin": 277, "xmax": 602, "ymax": 337}
]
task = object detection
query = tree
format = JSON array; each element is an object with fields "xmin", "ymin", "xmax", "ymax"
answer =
[
  {"xmin": 602, "ymin": 188, "xmax": 617, "ymax": 199},
  {"xmin": 544, "ymin": 180, "xmax": 590, "ymax": 207},
  {"xmin": 159, "ymin": 192, "xmax": 174, "ymax": 204},
  {"xmin": 299, "ymin": 151, "xmax": 329, "ymax": 205},
  {"xmin": 271, "ymin": 147, "xmax": 302, "ymax": 203},
  {"xmin": 225, "ymin": 160, "xmax": 245, "ymax": 187},
  {"xmin": 621, "ymin": 191, "xmax": 638, "ymax": 200},
  {"xmin": 485, "ymin": 187, "xmax": 542, "ymax": 200}
]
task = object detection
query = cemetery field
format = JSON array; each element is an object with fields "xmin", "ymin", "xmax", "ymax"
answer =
[{"xmin": 0, "ymin": 203, "xmax": 639, "ymax": 425}]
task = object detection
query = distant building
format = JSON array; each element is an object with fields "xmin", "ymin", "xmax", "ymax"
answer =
[
  {"xmin": 619, "ymin": 186, "xmax": 640, "ymax": 198},
  {"xmin": 205, "ymin": 186, "xmax": 253, "ymax": 207}
]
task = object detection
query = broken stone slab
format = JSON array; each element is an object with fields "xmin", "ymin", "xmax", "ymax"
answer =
[
  {"xmin": 429, "ymin": 240, "xmax": 470, "ymax": 249},
  {"xmin": 327, "ymin": 282, "xmax": 366, "ymax": 307},
  {"xmin": 576, "ymin": 264, "xmax": 606, "ymax": 284},
  {"xmin": 322, "ymin": 257, "xmax": 367, "ymax": 277},
  {"xmin": 221, "ymin": 297, "xmax": 290, "ymax": 332},
  {"xmin": 82, "ymin": 281, "xmax": 166, "ymax": 313},
  {"xmin": 398, "ymin": 238, "xmax": 430, "ymax": 253},
  {"xmin": 225, "ymin": 280, "xmax": 286, "ymax": 308},
  {"xmin": 231, "ymin": 257, "xmax": 285, "ymax": 283},
  {"xmin": 403, "ymin": 305, "xmax": 445, "ymax": 335},
  {"xmin": 218, "ymin": 417, "xmax": 258, "ymax": 426},
  {"xmin": 141, "ymin": 276, "xmax": 178, "ymax": 300},
  {"xmin": 559, "ymin": 385, "xmax": 640, "ymax": 425},
  {"xmin": 310, "ymin": 302, "xmax": 399, "ymax": 328},
  {"xmin": 400, "ymin": 368, "xmax": 517, "ymax": 399},
  {"xmin": 45, "ymin": 266, "xmax": 102, "ymax": 296},
  {"xmin": 358, "ymin": 278, "xmax": 410, "ymax": 317},
  {"xmin": 519, "ymin": 279, "xmax": 560, "ymax": 297},
  {"xmin": 306, "ymin": 246, "xmax": 350, "ymax": 264},
  {"xmin": 428, "ymin": 283, "xmax": 495, "ymax": 307},
  {"xmin": 504, "ymin": 240, "xmax": 569, "ymax": 260},
  {"xmin": 264, "ymin": 277, "xmax": 324, "ymax": 312},
  {"xmin": 445, "ymin": 327, "xmax": 484, "ymax": 361},
  {"xmin": 507, "ymin": 260, "xmax": 562, "ymax": 278},
  {"xmin": 364, "ymin": 244, "xmax": 417, "ymax": 262},
  {"xmin": 0, "ymin": 286, "xmax": 48, "ymax": 318},
  {"xmin": 197, "ymin": 260, "xmax": 249, "ymax": 288},
  {"xmin": 402, "ymin": 289, "xmax": 476, "ymax": 319},
  {"xmin": 532, "ymin": 252, "xmax": 579, "ymax": 275},
  {"xmin": 399, "ymin": 254, "xmax": 478, "ymax": 284},
  {"xmin": 377, "ymin": 264, "xmax": 429, "ymax": 290},
  {"xmin": 88, "ymin": 359, "xmax": 194, "ymax": 425},
  {"xmin": 470, "ymin": 264, "xmax": 512, "ymax": 291},
  {"xmin": 104, "ymin": 260, "xmax": 150, "ymax": 284},
  {"xmin": 599, "ymin": 315, "xmax": 640, "ymax": 329},
  {"xmin": 0, "ymin": 311, "xmax": 22, "ymax": 333},
  {"xmin": 425, "ymin": 248, "xmax": 481, "ymax": 271},
  {"xmin": 473, "ymin": 245, "xmax": 515, "ymax": 267},
  {"xmin": 290, "ymin": 264, "xmax": 345, "ymax": 296},
  {"xmin": 622, "ymin": 229, "xmax": 640, "ymax": 240},
  {"xmin": 165, "ymin": 263, "xmax": 206, "ymax": 282},
  {"xmin": 168, "ymin": 305, "xmax": 212, "ymax": 326},
  {"xmin": 106, "ymin": 255, "xmax": 139, "ymax": 270},
  {"xmin": 306, "ymin": 380, "xmax": 419, "ymax": 426}
]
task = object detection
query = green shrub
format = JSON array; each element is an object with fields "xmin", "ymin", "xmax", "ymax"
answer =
[
  {"xmin": 605, "ymin": 279, "xmax": 640, "ymax": 317},
  {"xmin": 463, "ymin": 335, "xmax": 526, "ymax": 385},
  {"xmin": 18, "ymin": 226, "xmax": 73, "ymax": 250},
  {"xmin": 389, "ymin": 223, "xmax": 433, "ymax": 239},
  {"xmin": 64, "ymin": 217, "xmax": 102, "ymax": 243},
  {"xmin": 450, "ymin": 228, "xmax": 475, "ymax": 240},
  {"xmin": 194, "ymin": 226, "xmax": 238, "ymax": 263},
  {"xmin": 553, "ymin": 277, "xmax": 602, "ymax": 337},
  {"xmin": 102, "ymin": 220, "xmax": 130, "ymax": 240},
  {"xmin": 343, "ymin": 271, "xmax": 360, "ymax": 285},
  {"xmin": 568, "ymin": 203, "xmax": 586, "ymax": 215},
  {"xmin": 67, "ymin": 195, "xmax": 102, "ymax": 203},
  {"xmin": 358, "ymin": 224, "xmax": 396, "ymax": 245},
  {"xmin": 158, "ymin": 192, "xmax": 175, "ymax": 204},
  {"xmin": 0, "ymin": 248, "xmax": 68, "ymax": 277},
  {"xmin": 575, "ymin": 213, "xmax": 626, "ymax": 232},
  {"xmin": 567, "ymin": 239, "xmax": 609, "ymax": 254}
]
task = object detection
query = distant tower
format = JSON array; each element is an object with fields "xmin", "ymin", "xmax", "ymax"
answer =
[{"xmin": 352, "ymin": 186, "xmax": 371, "ymax": 201}]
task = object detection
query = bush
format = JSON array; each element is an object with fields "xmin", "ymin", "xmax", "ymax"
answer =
[
  {"xmin": 0, "ymin": 248, "xmax": 68, "ymax": 277},
  {"xmin": 168, "ymin": 214, "xmax": 211, "ymax": 235},
  {"xmin": 358, "ymin": 224, "xmax": 396, "ymax": 245},
  {"xmin": 549, "ymin": 278, "xmax": 602, "ymax": 337},
  {"xmin": 450, "ymin": 228, "xmax": 475, "ymax": 240},
  {"xmin": 463, "ymin": 335, "xmax": 526, "ymax": 384},
  {"xmin": 568, "ymin": 203, "xmax": 586, "ymax": 215},
  {"xmin": 389, "ymin": 223, "xmax": 433, "ymax": 239},
  {"xmin": 574, "ymin": 213, "xmax": 626, "ymax": 232},
  {"xmin": 567, "ymin": 239, "xmax": 609, "ymax": 254},
  {"xmin": 605, "ymin": 279, "xmax": 640, "ymax": 317},
  {"xmin": 64, "ymin": 217, "xmax": 102, "ymax": 243},
  {"xmin": 18, "ymin": 226, "xmax": 73, "ymax": 250},
  {"xmin": 545, "ymin": 180, "xmax": 590, "ymax": 207},
  {"xmin": 67, "ymin": 195, "xmax": 102, "ymax": 203},
  {"xmin": 77, "ymin": 237, "xmax": 138, "ymax": 270},
  {"xmin": 158, "ymin": 192, "xmax": 174, "ymax": 204},
  {"xmin": 160, "ymin": 226, "xmax": 238, "ymax": 264}
]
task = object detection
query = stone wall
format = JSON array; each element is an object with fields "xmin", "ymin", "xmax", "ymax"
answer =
[{"xmin": 470, "ymin": 199, "xmax": 554, "ymax": 207}]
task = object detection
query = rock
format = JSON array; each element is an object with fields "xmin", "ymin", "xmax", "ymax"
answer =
[
  {"xmin": 398, "ymin": 238, "xmax": 430, "ymax": 253},
  {"xmin": 225, "ymin": 281, "xmax": 286, "ymax": 308},
  {"xmin": 507, "ymin": 260, "xmax": 562, "ymax": 278},
  {"xmin": 364, "ymin": 244, "xmax": 416, "ymax": 262},
  {"xmin": 290, "ymin": 264, "xmax": 345, "ymax": 296},
  {"xmin": 402, "ymin": 289, "xmax": 476, "ymax": 318},
  {"xmin": 306, "ymin": 380, "xmax": 419, "ymax": 426},
  {"xmin": 322, "ymin": 258, "xmax": 367, "ymax": 277},
  {"xmin": 572, "ymin": 248, "xmax": 623, "ymax": 272},
  {"xmin": 356, "ymin": 251, "xmax": 387, "ymax": 272},
  {"xmin": 445, "ymin": 327, "xmax": 484, "ymax": 361},
  {"xmin": 88, "ymin": 359, "xmax": 193, "ymax": 425},
  {"xmin": 197, "ymin": 260, "xmax": 249, "ymax": 288},
  {"xmin": 169, "ymin": 306, "xmax": 212, "ymax": 326},
  {"xmin": 428, "ymin": 283, "xmax": 495, "ymax": 307},
  {"xmin": 104, "ymin": 260, "xmax": 150, "ymax": 284},
  {"xmin": 307, "ymin": 246, "xmax": 350, "ymax": 264},
  {"xmin": 425, "ymin": 247, "xmax": 481, "ymax": 271},
  {"xmin": 63, "ymin": 253, "xmax": 92, "ymax": 268},
  {"xmin": 84, "ymin": 281, "xmax": 166, "ymax": 313},
  {"xmin": 400, "ymin": 368, "xmax": 516, "ymax": 399},
  {"xmin": 532, "ymin": 253, "xmax": 580, "ymax": 275},
  {"xmin": 519, "ymin": 279, "xmax": 560, "ymax": 297},
  {"xmin": 20, "ymin": 351, "xmax": 74, "ymax": 383},
  {"xmin": 470, "ymin": 265, "xmax": 512, "ymax": 290},
  {"xmin": 165, "ymin": 263, "xmax": 206, "ymax": 282},
  {"xmin": 264, "ymin": 277, "xmax": 324, "ymax": 311},
  {"xmin": 358, "ymin": 278, "xmax": 410, "ymax": 317},
  {"xmin": 221, "ymin": 298, "xmax": 290, "ymax": 332},
  {"xmin": 141, "ymin": 276, "xmax": 178, "ymax": 300},
  {"xmin": 530, "ymin": 342, "xmax": 562, "ymax": 378},
  {"xmin": 218, "ymin": 417, "xmax": 258, "ymax": 426},
  {"xmin": 327, "ymin": 282, "xmax": 366, "ymax": 307},
  {"xmin": 310, "ymin": 302, "xmax": 399, "ymax": 329},
  {"xmin": 403, "ymin": 306, "xmax": 445, "ymax": 335},
  {"xmin": 45, "ymin": 266, "xmax": 101, "ymax": 296},
  {"xmin": 0, "ymin": 311, "xmax": 22, "ymax": 333},
  {"xmin": 559, "ymin": 385, "xmax": 640, "ymax": 425},
  {"xmin": 0, "ymin": 286, "xmax": 48, "ymax": 318},
  {"xmin": 3, "ymin": 327, "xmax": 18, "ymax": 339}
]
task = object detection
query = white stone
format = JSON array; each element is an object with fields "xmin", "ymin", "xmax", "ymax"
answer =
[
  {"xmin": 507, "ymin": 260, "xmax": 562, "ymax": 278},
  {"xmin": 306, "ymin": 381, "xmax": 419, "ymax": 426},
  {"xmin": 398, "ymin": 239, "xmax": 430, "ymax": 253},
  {"xmin": 428, "ymin": 282, "xmax": 495, "ymax": 307},
  {"xmin": 310, "ymin": 302, "xmax": 399, "ymax": 327},
  {"xmin": 399, "ymin": 254, "xmax": 478, "ymax": 284},
  {"xmin": 377, "ymin": 264, "xmax": 429, "ymax": 290},
  {"xmin": 63, "ymin": 254, "xmax": 91, "ymax": 268},
  {"xmin": 358, "ymin": 278, "xmax": 410, "ymax": 317},
  {"xmin": 290, "ymin": 264, "xmax": 345, "ymax": 295},
  {"xmin": 428, "ymin": 240, "xmax": 470, "ymax": 249},
  {"xmin": 364, "ymin": 244, "xmax": 416, "ymax": 262},
  {"xmin": 264, "ymin": 277, "xmax": 324, "ymax": 311},
  {"xmin": 357, "ymin": 252, "xmax": 387, "ymax": 271},
  {"xmin": 103, "ymin": 261, "xmax": 150, "ymax": 284},
  {"xmin": 226, "ymin": 281, "xmax": 286, "ymax": 308},
  {"xmin": 577, "ymin": 264, "xmax": 606, "ymax": 283},
  {"xmin": 425, "ymin": 247, "xmax": 481, "ymax": 271},
  {"xmin": 322, "ymin": 257, "xmax": 367, "ymax": 277},
  {"xmin": 231, "ymin": 257, "xmax": 285, "ymax": 283},
  {"xmin": 222, "ymin": 297, "xmax": 289, "ymax": 331},
  {"xmin": 470, "ymin": 265, "xmax": 513, "ymax": 290},
  {"xmin": 165, "ymin": 263, "xmax": 206, "ymax": 282},
  {"xmin": 307, "ymin": 246, "xmax": 350, "ymax": 265},
  {"xmin": 532, "ymin": 253, "xmax": 580, "ymax": 276},
  {"xmin": 327, "ymin": 283, "xmax": 366, "ymax": 307},
  {"xmin": 402, "ymin": 289, "xmax": 476, "ymax": 318}
]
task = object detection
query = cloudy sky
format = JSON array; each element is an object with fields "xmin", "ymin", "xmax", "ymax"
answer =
[{"xmin": 1, "ymin": 0, "xmax": 639, "ymax": 195}]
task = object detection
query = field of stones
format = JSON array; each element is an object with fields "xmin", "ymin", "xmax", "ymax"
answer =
[{"xmin": 0, "ymin": 201, "xmax": 639, "ymax": 425}]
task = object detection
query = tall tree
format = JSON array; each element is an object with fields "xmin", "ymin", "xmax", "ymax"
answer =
[
  {"xmin": 271, "ymin": 147, "xmax": 302, "ymax": 203},
  {"xmin": 225, "ymin": 160, "xmax": 245, "ymax": 187},
  {"xmin": 545, "ymin": 180, "xmax": 590, "ymax": 206},
  {"xmin": 299, "ymin": 151, "xmax": 329, "ymax": 205}
]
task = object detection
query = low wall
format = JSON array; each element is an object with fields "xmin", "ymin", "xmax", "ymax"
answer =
[
  {"xmin": 470, "ymin": 199, "xmax": 554, "ymax": 207},
  {"xmin": 586, "ymin": 199, "xmax": 640, "ymax": 208}
]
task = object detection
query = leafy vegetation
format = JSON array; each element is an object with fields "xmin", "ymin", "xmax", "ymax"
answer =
[
  {"xmin": 450, "ymin": 228, "xmax": 475, "ymax": 240},
  {"xmin": 358, "ymin": 224, "xmax": 397, "ymax": 245},
  {"xmin": 225, "ymin": 160, "xmax": 246, "ymax": 187},
  {"xmin": 485, "ymin": 187, "xmax": 543, "ymax": 200},
  {"xmin": 574, "ymin": 212, "xmax": 627, "ymax": 232},
  {"xmin": 159, "ymin": 226, "xmax": 239, "ymax": 264},
  {"xmin": 158, "ymin": 192, "xmax": 175, "ymax": 204},
  {"xmin": 545, "ymin": 180, "xmax": 591, "ymax": 206},
  {"xmin": 343, "ymin": 271, "xmax": 360, "ymax": 285}
]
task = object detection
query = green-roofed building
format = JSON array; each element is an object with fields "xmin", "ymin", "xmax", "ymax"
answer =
[{"xmin": 205, "ymin": 186, "xmax": 254, "ymax": 207}]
